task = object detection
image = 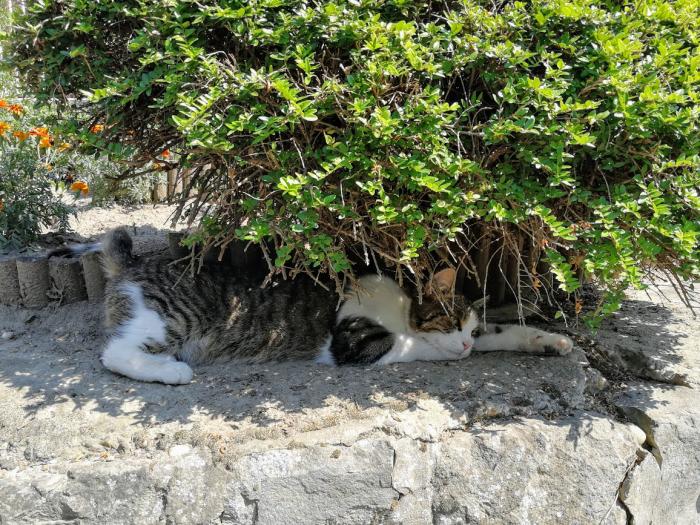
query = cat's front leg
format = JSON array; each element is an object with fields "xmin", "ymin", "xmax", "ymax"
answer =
[
  {"xmin": 473, "ymin": 324, "xmax": 573, "ymax": 356},
  {"xmin": 519, "ymin": 325, "xmax": 573, "ymax": 355},
  {"xmin": 376, "ymin": 333, "xmax": 470, "ymax": 364}
]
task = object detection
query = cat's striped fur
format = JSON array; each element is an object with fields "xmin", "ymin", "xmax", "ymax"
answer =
[{"xmin": 67, "ymin": 228, "xmax": 574, "ymax": 384}]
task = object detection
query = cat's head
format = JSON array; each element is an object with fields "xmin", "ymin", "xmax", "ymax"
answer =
[{"xmin": 409, "ymin": 268, "xmax": 481, "ymax": 357}]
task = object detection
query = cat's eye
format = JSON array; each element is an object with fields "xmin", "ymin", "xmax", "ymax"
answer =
[
  {"xmin": 422, "ymin": 313, "xmax": 439, "ymax": 323},
  {"xmin": 471, "ymin": 328, "xmax": 481, "ymax": 337}
]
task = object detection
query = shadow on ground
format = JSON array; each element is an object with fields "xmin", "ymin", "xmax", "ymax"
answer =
[
  {"xmin": 0, "ymin": 293, "xmax": 686, "ymax": 456},
  {"xmin": 0, "ymin": 221, "xmax": 692, "ymax": 466}
]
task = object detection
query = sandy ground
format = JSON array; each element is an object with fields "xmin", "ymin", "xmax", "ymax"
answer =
[{"xmin": 67, "ymin": 202, "xmax": 186, "ymax": 253}]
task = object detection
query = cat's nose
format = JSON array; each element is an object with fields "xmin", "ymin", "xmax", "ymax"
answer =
[{"xmin": 462, "ymin": 342, "xmax": 472, "ymax": 351}]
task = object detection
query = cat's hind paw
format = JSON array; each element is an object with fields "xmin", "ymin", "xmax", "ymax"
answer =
[
  {"xmin": 157, "ymin": 361, "xmax": 194, "ymax": 385},
  {"xmin": 528, "ymin": 333, "xmax": 574, "ymax": 356}
]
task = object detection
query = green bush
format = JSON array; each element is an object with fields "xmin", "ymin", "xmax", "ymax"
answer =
[{"xmin": 6, "ymin": 0, "xmax": 699, "ymax": 319}]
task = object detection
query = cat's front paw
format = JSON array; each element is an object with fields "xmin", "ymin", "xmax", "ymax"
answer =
[{"xmin": 527, "ymin": 332, "xmax": 573, "ymax": 356}]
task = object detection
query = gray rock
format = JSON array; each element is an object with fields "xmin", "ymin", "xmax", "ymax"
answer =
[
  {"xmin": 0, "ymin": 451, "xmax": 227, "ymax": 525},
  {"xmin": 615, "ymin": 384, "xmax": 700, "ymax": 524},
  {"xmin": 430, "ymin": 416, "xmax": 643, "ymax": 524},
  {"xmin": 59, "ymin": 462, "xmax": 165, "ymax": 524},
  {"xmin": 389, "ymin": 438, "xmax": 436, "ymax": 525},
  {"xmin": 619, "ymin": 450, "xmax": 662, "ymax": 525},
  {"xmin": 227, "ymin": 439, "xmax": 397, "ymax": 524}
]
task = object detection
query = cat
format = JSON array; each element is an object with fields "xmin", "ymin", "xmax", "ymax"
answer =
[{"xmin": 59, "ymin": 228, "xmax": 573, "ymax": 384}]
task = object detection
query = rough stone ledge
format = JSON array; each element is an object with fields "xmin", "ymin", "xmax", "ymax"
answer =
[
  {"xmin": 1, "ymin": 284, "xmax": 698, "ymax": 524},
  {"xmin": 0, "ymin": 415, "xmax": 646, "ymax": 525}
]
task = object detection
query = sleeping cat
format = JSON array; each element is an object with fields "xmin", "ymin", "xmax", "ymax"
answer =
[{"xmin": 64, "ymin": 228, "xmax": 573, "ymax": 384}]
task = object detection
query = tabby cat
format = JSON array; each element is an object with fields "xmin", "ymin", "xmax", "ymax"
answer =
[{"xmin": 63, "ymin": 228, "xmax": 573, "ymax": 384}]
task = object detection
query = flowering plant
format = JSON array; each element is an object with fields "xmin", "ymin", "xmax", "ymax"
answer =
[{"xmin": 0, "ymin": 90, "xmax": 77, "ymax": 248}]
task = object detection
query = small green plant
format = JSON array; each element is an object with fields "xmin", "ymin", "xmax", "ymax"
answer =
[{"xmin": 5, "ymin": 0, "xmax": 699, "ymax": 321}]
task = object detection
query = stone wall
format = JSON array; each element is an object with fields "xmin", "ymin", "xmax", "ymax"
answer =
[{"xmin": 0, "ymin": 284, "xmax": 698, "ymax": 524}]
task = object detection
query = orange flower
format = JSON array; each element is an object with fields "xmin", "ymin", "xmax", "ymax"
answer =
[
  {"xmin": 58, "ymin": 142, "xmax": 72, "ymax": 152},
  {"xmin": 13, "ymin": 130, "xmax": 30, "ymax": 141},
  {"xmin": 161, "ymin": 148, "xmax": 170, "ymax": 158},
  {"xmin": 90, "ymin": 123, "xmax": 104, "ymax": 133},
  {"xmin": 0, "ymin": 121, "xmax": 10, "ymax": 136},
  {"xmin": 8, "ymin": 104, "xmax": 24, "ymax": 116},
  {"xmin": 29, "ymin": 127, "xmax": 50, "ymax": 138},
  {"xmin": 70, "ymin": 181, "xmax": 89, "ymax": 196},
  {"xmin": 0, "ymin": 100, "xmax": 7, "ymax": 109},
  {"xmin": 39, "ymin": 136, "xmax": 53, "ymax": 148}
]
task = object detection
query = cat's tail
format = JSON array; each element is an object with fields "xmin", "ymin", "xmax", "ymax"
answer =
[
  {"xmin": 100, "ymin": 227, "xmax": 135, "ymax": 278},
  {"xmin": 48, "ymin": 227, "xmax": 134, "ymax": 279},
  {"xmin": 48, "ymin": 242, "xmax": 102, "ymax": 259}
]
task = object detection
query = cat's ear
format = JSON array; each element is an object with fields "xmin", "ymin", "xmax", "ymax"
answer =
[
  {"xmin": 428, "ymin": 268, "xmax": 458, "ymax": 296},
  {"xmin": 471, "ymin": 295, "xmax": 490, "ymax": 310}
]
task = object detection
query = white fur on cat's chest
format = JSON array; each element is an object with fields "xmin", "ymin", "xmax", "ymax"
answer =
[{"xmin": 338, "ymin": 275, "xmax": 411, "ymax": 333}]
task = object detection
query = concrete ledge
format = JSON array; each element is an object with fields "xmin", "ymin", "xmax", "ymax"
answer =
[{"xmin": 0, "ymin": 284, "xmax": 698, "ymax": 524}]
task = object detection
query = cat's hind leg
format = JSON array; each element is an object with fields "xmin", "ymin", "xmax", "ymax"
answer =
[
  {"xmin": 102, "ymin": 336, "xmax": 193, "ymax": 385},
  {"xmin": 101, "ymin": 282, "xmax": 193, "ymax": 384},
  {"xmin": 473, "ymin": 324, "xmax": 573, "ymax": 356}
]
